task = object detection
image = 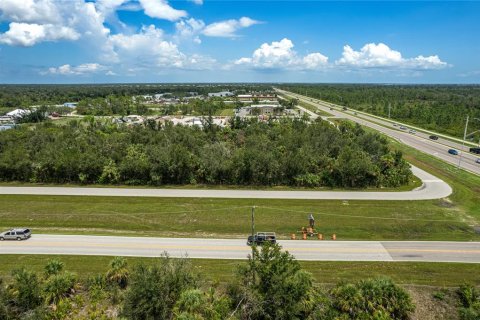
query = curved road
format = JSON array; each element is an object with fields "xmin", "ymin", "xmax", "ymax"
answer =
[
  {"xmin": 278, "ymin": 89, "xmax": 480, "ymax": 176},
  {"xmin": 0, "ymin": 165, "xmax": 451, "ymax": 200},
  {"xmin": 1, "ymin": 234, "xmax": 479, "ymax": 263}
]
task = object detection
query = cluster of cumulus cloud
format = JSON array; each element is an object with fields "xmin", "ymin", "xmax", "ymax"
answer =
[
  {"xmin": 235, "ymin": 39, "xmax": 447, "ymax": 71},
  {"xmin": 0, "ymin": 0, "xmax": 447, "ymax": 76}
]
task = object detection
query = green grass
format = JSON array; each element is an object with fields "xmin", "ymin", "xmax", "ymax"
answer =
[
  {"xmin": 0, "ymin": 192, "xmax": 477, "ymax": 240},
  {"xmin": 0, "ymin": 255, "xmax": 478, "ymax": 287},
  {"xmin": 298, "ymin": 101, "xmax": 333, "ymax": 117},
  {"xmin": 215, "ymin": 108, "xmax": 234, "ymax": 116}
]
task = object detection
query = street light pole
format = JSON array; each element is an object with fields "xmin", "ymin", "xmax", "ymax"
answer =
[{"xmin": 458, "ymin": 115, "xmax": 469, "ymax": 168}]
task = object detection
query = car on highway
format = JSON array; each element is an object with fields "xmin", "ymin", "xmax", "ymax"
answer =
[
  {"xmin": 393, "ymin": 123, "xmax": 398, "ymax": 127},
  {"xmin": 409, "ymin": 129, "xmax": 416, "ymax": 134},
  {"xmin": 476, "ymin": 158, "xmax": 480, "ymax": 164},
  {"xmin": 448, "ymin": 149, "xmax": 459, "ymax": 156},
  {"xmin": 400, "ymin": 126, "xmax": 407, "ymax": 130},
  {"xmin": 0, "ymin": 228, "xmax": 31, "ymax": 241},
  {"xmin": 470, "ymin": 147, "xmax": 480, "ymax": 155},
  {"xmin": 429, "ymin": 135, "xmax": 439, "ymax": 140},
  {"xmin": 247, "ymin": 232, "xmax": 276, "ymax": 246}
]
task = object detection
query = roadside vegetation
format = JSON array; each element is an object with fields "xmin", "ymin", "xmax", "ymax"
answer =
[
  {"xmin": 0, "ymin": 244, "xmax": 432, "ymax": 320},
  {"xmin": 280, "ymin": 84, "xmax": 480, "ymax": 139},
  {"xmin": 0, "ymin": 118, "xmax": 412, "ymax": 188}
]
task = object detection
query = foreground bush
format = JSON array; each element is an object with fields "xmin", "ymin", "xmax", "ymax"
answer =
[
  {"xmin": 457, "ymin": 284, "xmax": 480, "ymax": 320},
  {"xmin": 229, "ymin": 243, "xmax": 324, "ymax": 320},
  {"xmin": 330, "ymin": 277, "xmax": 415, "ymax": 320},
  {"xmin": 121, "ymin": 256, "xmax": 197, "ymax": 319},
  {"xmin": 0, "ymin": 251, "xmax": 423, "ymax": 320}
]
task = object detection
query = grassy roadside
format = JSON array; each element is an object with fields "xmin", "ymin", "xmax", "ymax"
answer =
[
  {"xmin": 0, "ymin": 254, "xmax": 478, "ymax": 287},
  {"xmin": 0, "ymin": 177, "xmax": 422, "ymax": 192},
  {"xmin": 0, "ymin": 193, "xmax": 476, "ymax": 240},
  {"xmin": 298, "ymin": 100, "xmax": 333, "ymax": 117}
]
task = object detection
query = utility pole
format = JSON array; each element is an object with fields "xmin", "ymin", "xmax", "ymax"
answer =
[
  {"xmin": 388, "ymin": 102, "xmax": 391, "ymax": 119},
  {"xmin": 251, "ymin": 206, "xmax": 255, "ymax": 238},
  {"xmin": 458, "ymin": 115, "xmax": 469, "ymax": 168}
]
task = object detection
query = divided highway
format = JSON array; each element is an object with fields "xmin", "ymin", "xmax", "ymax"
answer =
[
  {"xmin": 1, "ymin": 235, "xmax": 479, "ymax": 263},
  {"xmin": 277, "ymin": 89, "xmax": 480, "ymax": 176}
]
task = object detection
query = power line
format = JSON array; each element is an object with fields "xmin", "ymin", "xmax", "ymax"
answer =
[{"xmin": 258, "ymin": 206, "xmax": 461, "ymax": 223}]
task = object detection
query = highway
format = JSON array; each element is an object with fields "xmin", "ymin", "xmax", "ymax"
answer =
[
  {"xmin": 277, "ymin": 89, "xmax": 480, "ymax": 176},
  {"xmin": 0, "ymin": 164, "xmax": 451, "ymax": 200},
  {"xmin": 1, "ymin": 235, "xmax": 479, "ymax": 263}
]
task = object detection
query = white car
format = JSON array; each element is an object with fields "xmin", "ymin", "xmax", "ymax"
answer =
[{"xmin": 0, "ymin": 228, "xmax": 31, "ymax": 241}]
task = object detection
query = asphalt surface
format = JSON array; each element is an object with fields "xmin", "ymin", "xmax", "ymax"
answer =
[
  {"xmin": 1, "ymin": 235, "xmax": 479, "ymax": 263},
  {"xmin": 0, "ymin": 164, "xmax": 451, "ymax": 200},
  {"xmin": 277, "ymin": 89, "xmax": 480, "ymax": 176}
]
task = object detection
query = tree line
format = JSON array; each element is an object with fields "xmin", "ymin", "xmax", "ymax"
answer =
[
  {"xmin": 0, "ymin": 117, "xmax": 412, "ymax": 188},
  {"xmin": 0, "ymin": 84, "xmax": 273, "ymax": 109},
  {"xmin": 280, "ymin": 84, "xmax": 480, "ymax": 139},
  {"xmin": 0, "ymin": 243, "xmax": 423, "ymax": 320}
]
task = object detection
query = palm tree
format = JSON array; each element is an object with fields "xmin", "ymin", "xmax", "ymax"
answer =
[{"xmin": 106, "ymin": 257, "xmax": 129, "ymax": 289}]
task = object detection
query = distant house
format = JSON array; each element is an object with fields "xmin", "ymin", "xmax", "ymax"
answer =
[
  {"xmin": 7, "ymin": 109, "xmax": 30, "ymax": 118},
  {"xmin": 236, "ymin": 104, "xmax": 283, "ymax": 118},
  {"xmin": 208, "ymin": 91, "xmax": 234, "ymax": 98},
  {"xmin": 63, "ymin": 102, "xmax": 78, "ymax": 108}
]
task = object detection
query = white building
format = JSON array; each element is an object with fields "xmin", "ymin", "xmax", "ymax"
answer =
[{"xmin": 208, "ymin": 91, "xmax": 234, "ymax": 97}]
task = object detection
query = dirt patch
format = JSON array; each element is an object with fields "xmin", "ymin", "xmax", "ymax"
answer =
[
  {"xmin": 406, "ymin": 285, "xmax": 459, "ymax": 320},
  {"xmin": 436, "ymin": 198, "xmax": 456, "ymax": 208}
]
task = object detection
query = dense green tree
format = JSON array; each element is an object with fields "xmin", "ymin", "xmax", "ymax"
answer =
[
  {"xmin": 229, "ymin": 243, "xmax": 319, "ymax": 320},
  {"xmin": 121, "ymin": 256, "xmax": 197, "ymax": 320}
]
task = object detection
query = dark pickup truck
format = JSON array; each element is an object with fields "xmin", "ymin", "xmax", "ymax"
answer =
[
  {"xmin": 247, "ymin": 232, "xmax": 277, "ymax": 246},
  {"xmin": 470, "ymin": 147, "xmax": 480, "ymax": 155}
]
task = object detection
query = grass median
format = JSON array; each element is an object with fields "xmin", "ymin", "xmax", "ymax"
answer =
[
  {"xmin": 0, "ymin": 254, "xmax": 478, "ymax": 287},
  {"xmin": 0, "ymin": 192, "xmax": 477, "ymax": 240}
]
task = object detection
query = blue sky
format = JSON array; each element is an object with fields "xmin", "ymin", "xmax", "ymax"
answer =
[{"xmin": 0, "ymin": 0, "xmax": 479, "ymax": 83}]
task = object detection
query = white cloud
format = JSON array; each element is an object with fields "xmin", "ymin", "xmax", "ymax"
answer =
[
  {"xmin": 108, "ymin": 24, "xmax": 215, "ymax": 70},
  {"xmin": 175, "ymin": 18, "xmax": 205, "ymax": 43},
  {"xmin": 45, "ymin": 63, "xmax": 105, "ymax": 75},
  {"xmin": 0, "ymin": 22, "xmax": 79, "ymax": 46},
  {"xmin": 336, "ymin": 43, "xmax": 447, "ymax": 70},
  {"xmin": 202, "ymin": 16, "xmax": 260, "ymax": 37},
  {"xmin": 234, "ymin": 38, "xmax": 328, "ymax": 70},
  {"xmin": 0, "ymin": 0, "xmax": 61, "ymax": 24},
  {"xmin": 189, "ymin": 0, "xmax": 203, "ymax": 4},
  {"xmin": 138, "ymin": 0, "xmax": 187, "ymax": 21}
]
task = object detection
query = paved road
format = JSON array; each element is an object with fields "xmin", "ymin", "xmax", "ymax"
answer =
[
  {"xmin": 277, "ymin": 89, "xmax": 480, "ymax": 176},
  {"xmin": 0, "ymin": 165, "xmax": 451, "ymax": 200},
  {"xmin": 1, "ymin": 235, "xmax": 479, "ymax": 263}
]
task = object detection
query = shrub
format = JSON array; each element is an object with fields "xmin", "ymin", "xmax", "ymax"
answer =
[
  {"xmin": 457, "ymin": 284, "xmax": 480, "ymax": 320},
  {"xmin": 43, "ymin": 272, "xmax": 77, "ymax": 305},
  {"xmin": 121, "ymin": 255, "xmax": 197, "ymax": 320},
  {"xmin": 229, "ymin": 243, "xmax": 319, "ymax": 320},
  {"xmin": 106, "ymin": 257, "xmax": 129, "ymax": 289},
  {"xmin": 330, "ymin": 277, "xmax": 415, "ymax": 320},
  {"xmin": 44, "ymin": 259, "xmax": 64, "ymax": 278},
  {"xmin": 8, "ymin": 268, "xmax": 42, "ymax": 313}
]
